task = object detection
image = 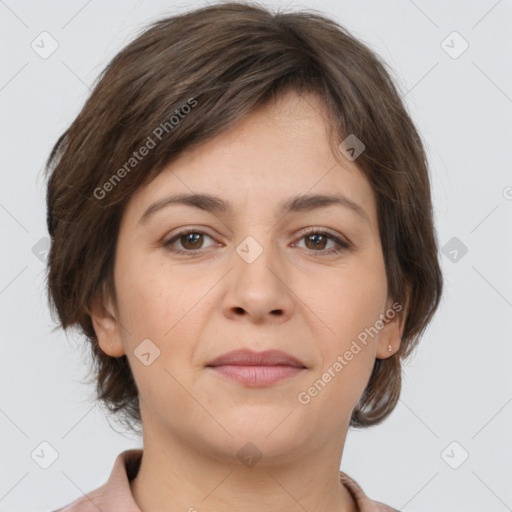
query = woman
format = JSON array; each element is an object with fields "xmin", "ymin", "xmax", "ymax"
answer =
[{"xmin": 46, "ymin": 2, "xmax": 443, "ymax": 511}]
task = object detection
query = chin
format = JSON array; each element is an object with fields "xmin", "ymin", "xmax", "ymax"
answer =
[{"xmin": 198, "ymin": 416, "xmax": 311, "ymax": 461}]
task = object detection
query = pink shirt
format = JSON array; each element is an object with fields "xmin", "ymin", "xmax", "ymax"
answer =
[{"xmin": 52, "ymin": 449, "xmax": 399, "ymax": 512}]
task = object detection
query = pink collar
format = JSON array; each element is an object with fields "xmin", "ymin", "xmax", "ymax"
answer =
[{"xmin": 53, "ymin": 449, "xmax": 399, "ymax": 512}]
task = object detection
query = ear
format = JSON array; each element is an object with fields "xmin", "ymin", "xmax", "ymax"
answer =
[
  {"xmin": 89, "ymin": 285, "xmax": 126, "ymax": 358},
  {"xmin": 376, "ymin": 283, "xmax": 410, "ymax": 359}
]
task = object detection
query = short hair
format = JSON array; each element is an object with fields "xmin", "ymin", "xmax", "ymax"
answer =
[{"xmin": 44, "ymin": 1, "xmax": 443, "ymax": 432}]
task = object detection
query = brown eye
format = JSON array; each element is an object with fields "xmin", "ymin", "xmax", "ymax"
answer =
[
  {"xmin": 295, "ymin": 229, "xmax": 350, "ymax": 255},
  {"xmin": 304, "ymin": 233, "xmax": 328, "ymax": 250},
  {"xmin": 164, "ymin": 230, "xmax": 216, "ymax": 254},
  {"xmin": 180, "ymin": 232, "xmax": 204, "ymax": 250},
  {"xmin": 163, "ymin": 228, "xmax": 350, "ymax": 256}
]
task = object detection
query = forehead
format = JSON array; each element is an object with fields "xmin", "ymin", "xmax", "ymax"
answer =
[{"xmin": 123, "ymin": 90, "xmax": 377, "ymax": 228}]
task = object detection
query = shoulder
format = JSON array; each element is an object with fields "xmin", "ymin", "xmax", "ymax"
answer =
[
  {"xmin": 51, "ymin": 449, "xmax": 143, "ymax": 512},
  {"xmin": 51, "ymin": 486, "xmax": 107, "ymax": 512},
  {"xmin": 339, "ymin": 471, "xmax": 401, "ymax": 512}
]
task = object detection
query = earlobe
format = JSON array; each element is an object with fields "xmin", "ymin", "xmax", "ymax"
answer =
[
  {"xmin": 89, "ymin": 288, "xmax": 126, "ymax": 358},
  {"xmin": 376, "ymin": 285, "xmax": 410, "ymax": 359}
]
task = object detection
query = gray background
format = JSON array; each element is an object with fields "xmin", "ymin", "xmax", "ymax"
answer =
[{"xmin": 1, "ymin": 0, "xmax": 511, "ymax": 511}]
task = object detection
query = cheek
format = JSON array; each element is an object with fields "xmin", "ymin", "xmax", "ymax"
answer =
[
  {"xmin": 114, "ymin": 248, "xmax": 189, "ymax": 336},
  {"xmin": 319, "ymin": 264, "xmax": 386, "ymax": 402},
  {"xmin": 114, "ymin": 255, "xmax": 214, "ymax": 388},
  {"xmin": 299, "ymin": 262, "xmax": 387, "ymax": 343}
]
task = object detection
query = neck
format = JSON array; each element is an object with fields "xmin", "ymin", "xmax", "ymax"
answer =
[{"xmin": 129, "ymin": 422, "xmax": 358, "ymax": 512}]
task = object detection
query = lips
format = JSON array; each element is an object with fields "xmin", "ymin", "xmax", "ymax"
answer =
[
  {"xmin": 205, "ymin": 349, "xmax": 306, "ymax": 368},
  {"xmin": 205, "ymin": 349, "xmax": 307, "ymax": 387}
]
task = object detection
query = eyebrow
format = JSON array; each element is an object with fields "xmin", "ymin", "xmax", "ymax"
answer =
[{"xmin": 138, "ymin": 192, "xmax": 370, "ymax": 225}]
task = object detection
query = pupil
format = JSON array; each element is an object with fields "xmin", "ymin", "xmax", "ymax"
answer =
[
  {"xmin": 184, "ymin": 233, "xmax": 201, "ymax": 248},
  {"xmin": 308, "ymin": 234, "xmax": 325, "ymax": 249}
]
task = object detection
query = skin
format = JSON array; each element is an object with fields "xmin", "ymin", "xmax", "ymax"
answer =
[{"xmin": 90, "ymin": 89, "xmax": 408, "ymax": 512}]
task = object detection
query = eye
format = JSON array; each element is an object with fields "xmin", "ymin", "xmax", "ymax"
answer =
[
  {"xmin": 163, "ymin": 227, "xmax": 351, "ymax": 256},
  {"xmin": 163, "ymin": 229, "xmax": 216, "ymax": 254},
  {"xmin": 293, "ymin": 228, "xmax": 350, "ymax": 255}
]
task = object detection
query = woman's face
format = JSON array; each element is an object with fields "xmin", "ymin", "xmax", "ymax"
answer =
[{"xmin": 92, "ymin": 90, "xmax": 405, "ymax": 462}]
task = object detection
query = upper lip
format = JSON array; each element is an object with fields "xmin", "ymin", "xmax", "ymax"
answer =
[{"xmin": 206, "ymin": 349, "xmax": 306, "ymax": 368}]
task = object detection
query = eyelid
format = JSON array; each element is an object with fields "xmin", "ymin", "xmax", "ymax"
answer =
[
  {"xmin": 163, "ymin": 226, "xmax": 351, "ymax": 255},
  {"xmin": 293, "ymin": 227, "xmax": 351, "ymax": 252},
  {"xmin": 297, "ymin": 226, "xmax": 350, "ymax": 244},
  {"xmin": 163, "ymin": 227, "xmax": 218, "ymax": 251}
]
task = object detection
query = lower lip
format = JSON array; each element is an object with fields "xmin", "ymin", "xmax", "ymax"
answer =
[{"xmin": 207, "ymin": 365, "xmax": 305, "ymax": 386}]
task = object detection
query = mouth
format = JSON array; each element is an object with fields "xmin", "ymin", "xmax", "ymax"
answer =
[{"xmin": 205, "ymin": 349, "xmax": 307, "ymax": 387}]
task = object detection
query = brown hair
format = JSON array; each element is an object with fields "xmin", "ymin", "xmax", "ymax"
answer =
[{"xmin": 44, "ymin": 0, "xmax": 443, "ymax": 432}]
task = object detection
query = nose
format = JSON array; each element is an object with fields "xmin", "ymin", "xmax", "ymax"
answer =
[{"xmin": 222, "ymin": 238, "xmax": 295, "ymax": 324}]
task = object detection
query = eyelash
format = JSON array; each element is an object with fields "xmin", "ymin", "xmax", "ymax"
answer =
[{"xmin": 163, "ymin": 227, "xmax": 350, "ymax": 256}]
